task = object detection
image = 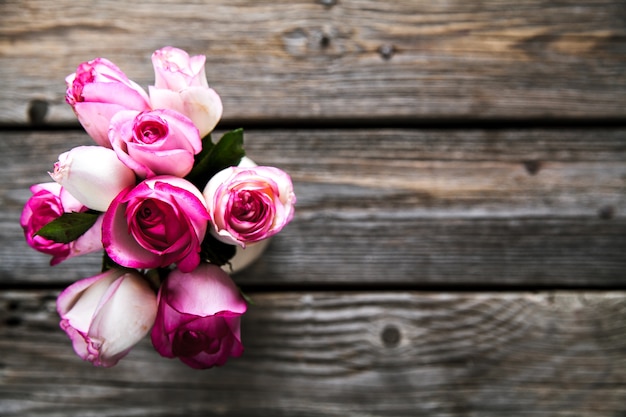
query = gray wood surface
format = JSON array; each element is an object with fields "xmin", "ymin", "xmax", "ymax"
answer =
[
  {"xmin": 1, "ymin": 0, "xmax": 625, "ymax": 416},
  {"xmin": 1, "ymin": 290, "xmax": 625, "ymax": 417},
  {"xmin": 1, "ymin": 0, "xmax": 626, "ymax": 124}
]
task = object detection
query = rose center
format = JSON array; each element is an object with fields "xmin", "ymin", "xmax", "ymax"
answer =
[
  {"xmin": 172, "ymin": 330, "xmax": 221, "ymax": 357},
  {"xmin": 129, "ymin": 199, "xmax": 183, "ymax": 252},
  {"xmin": 133, "ymin": 114, "xmax": 169, "ymax": 145},
  {"xmin": 232, "ymin": 191, "xmax": 265, "ymax": 222}
]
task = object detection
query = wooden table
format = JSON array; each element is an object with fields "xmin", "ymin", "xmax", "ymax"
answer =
[{"xmin": 1, "ymin": 1, "xmax": 625, "ymax": 415}]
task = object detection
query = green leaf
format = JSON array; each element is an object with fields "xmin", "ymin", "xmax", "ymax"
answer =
[
  {"xmin": 185, "ymin": 133, "xmax": 214, "ymax": 185},
  {"xmin": 144, "ymin": 267, "xmax": 171, "ymax": 291},
  {"xmin": 35, "ymin": 211, "xmax": 100, "ymax": 244},
  {"xmin": 239, "ymin": 288, "xmax": 255, "ymax": 305},
  {"xmin": 101, "ymin": 251, "xmax": 124, "ymax": 273},
  {"xmin": 209, "ymin": 128, "xmax": 245, "ymax": 172},
  {"xmin": 200, "ymin": 233, "xmax": 237, "ymax": 267},
  {"xmin": 185, "ymin": 129, "xmax": 245, "ymax": 189}
]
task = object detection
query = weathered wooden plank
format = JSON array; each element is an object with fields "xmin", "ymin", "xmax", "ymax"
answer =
[
  {"xmin": 4, "ymin": 128, "xmax": 626, "ymax": 214},
  {"xmin": 1, "ymin": 0, "xmax": 625, "ymax": 124},
  {"xmin": 4, "ymin": 216, "xmax": 625, "ymax": 286},
  {"xmin": 0, "ymin": 290, "xmax": 624, "ymax": 416},
  {"xmin": 1, "ymin": 129, "xmax": 624, "ymax": 286}
]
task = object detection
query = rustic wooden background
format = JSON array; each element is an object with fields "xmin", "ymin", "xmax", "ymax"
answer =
[{"xmin": 1, "ymin": 1, "xmax": 625, "ymax": 416}]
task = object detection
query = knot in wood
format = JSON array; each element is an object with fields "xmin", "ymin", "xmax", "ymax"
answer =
[
  {"xmin": 281, "ymin": 26, "xmax": 354, "ymax": 59},
  {"xmin": 27, "ymin": 99, "xmax": 49, "ymax": 125}
]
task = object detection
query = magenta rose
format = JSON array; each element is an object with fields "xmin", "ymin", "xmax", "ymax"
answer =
[
  {"xmin": 20, "ymin": 182, "xmax": 102, "ymax": 265},
  {"xmin": 102, "ymin": 176, "xmax": 209, "ymax": 273},
  {"xmin": 66, "ymin": 57, "xmax": 151, "ymax": 147},
  {"xmin": 202, "ymin": 164, "xmax": 296, "ymax": 247},
  {"xmin": 151, "ymin": 263, "xmax": 247, "ymax": 369},
  {"xmin": 149, "ymin": 46, "xmax": 223, "ymax": 138},
  {"xmin": 57, "ymin": 268, "xmax": 157, "ymax": 367},
  {"xmin": 108, "ymin": 109, "xmax": 202, "ymax": 178}
]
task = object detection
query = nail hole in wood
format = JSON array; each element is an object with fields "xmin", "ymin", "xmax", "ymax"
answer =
[
  {"xmin": 378, "ymin": 44, "xmax": 396, "ymax": 60},
  {"xmin": 381, "ymin": 325, "xmax": 401, "ymax": 348},
  {"xmin": 523, "ymin": 160, "xmax": 542, "ymax": 175},
  {"xmin": 320, "ymin": 33, "xmax": 331, "ymax": 48},
  {"xmin": 598, "ymin": 205, "xmax": 614, "ymax": 220},
  {"xmin": 318, "ymin": 0, "xmax": 337, "ymax": 7}
]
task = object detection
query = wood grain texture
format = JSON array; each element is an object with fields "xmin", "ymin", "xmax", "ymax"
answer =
[
  {"xmin": 1, "ymin": 1, "xmax": 625, "ymax": 414},
  {"xmin": 0, "ymin": 290, "xmax": 624, "ymax": 416},
  {"xmin": 2, "ymin": 129, "xmax": 624, "ymax": 286},
  {"xmin": 1, "ymin": 0, "xmax": 625, "ymax": 124}
]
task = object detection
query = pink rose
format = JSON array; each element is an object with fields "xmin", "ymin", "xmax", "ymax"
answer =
[
  {"xmin": 20, "ymin": 182, "xmax": 102, "ymax": 265},
  {"xmin": 149, "ymin": 46, "xmax": 223, "ymax": 138},
  {"xmin": 50, "ymin": 146, "xmax": 137, "ymax": 212},
  {"xmin": 150, "ymin": 263, "xmax": 247, "ymax": 369},
  {"xmin": 66, "ymin": 57, "xmax": 151, "ymax": 147},
  {"xmin": 202, "ymin": 165, "xmax": 296, "ymax": 247},
  {"xmin": 108, "ymin": 109, "xmax": 202, "ymax": 178},
  {"xmin": 57, "ymin": 268, "xmax": 157, "ymax": 367},
  {"xmin": 103, "ymin": 176, "xmax": 209, "ymax": 273},
  {"xmin": 151, "ymin": 46, "xmax": 208, "ymax": 90}
]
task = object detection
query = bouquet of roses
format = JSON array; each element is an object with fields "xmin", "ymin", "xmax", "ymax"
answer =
[{"xmin": 19, "ymin": 47, "xmax": 296, "ymax": 369}]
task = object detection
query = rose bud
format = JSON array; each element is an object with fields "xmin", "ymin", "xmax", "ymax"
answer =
[
  {"xmin": 57, "ymin": 268, "xmax": 157, "ymax": 367},
  {"xmin": 151, "ymin": 263, "xmax": 247, "ymax": 369},
  {"xmin": 149, "ymin": 46, "xmax": 222, "ymax": 138},
  {"xmin": 103, "ymin": 176, "xmax": 209, "ymax": 273},
  {"xmin": 50, "ymin": 146, "xmax": 137, "ymax": 212},
  {"xmin": 66, "ymin": 57, "xmax": 151, "ymax": 147},
  {"xmin": 108, "ymin": 109, "xmax": 202, "ymax": 178},
  {"xmin": 202, "ymin": 165, "xmax": 296, "ymax": 247},
  {"xmin": 20, "ymin": 182, "xmax": 103, "ymax": 265},
  {"xmin": 151, "ymin": 46, "xmax": 209, "ymax": 91}
]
